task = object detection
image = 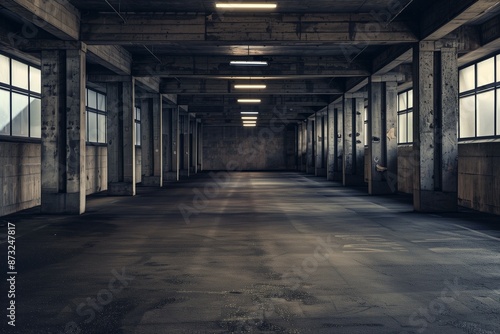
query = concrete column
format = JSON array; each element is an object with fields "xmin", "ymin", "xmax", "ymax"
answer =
[
  {"xmin": 306, "ymin": 118, "xmax": 314, "ymax": 174},
  {"xmin": 385, "ymin": 82, "xmax": 399, "ymax": 192},
  {"xmin": 193, "ymin": 119, "xmax": 199, "ymax": 174},
  {"xmin": 41, "ymin": 47, "xmax": 86, "ymax": 214},
  {"xmin": 413, "ymin": 42, "xmax": 458, "ymax": 211},
  {"xmin": 165, "ymin": 107, "xmax": 180, "ymax": 181},
  {"xmin": 107, "ymin": 79, "xmax": 136, "ymax": 196},
  {"xmin": 179, "ymin": 113, "xmax": 190, "ymax": 178},
  {"xmin": 141, "ymin": 94, "xmax": 163, "ymax": 186},
  {"xmin": 315, "ymin": 111, "xmax": 327, "ymax": 176},
  {"xmin": 355, "ymin": 98, "xmax": 366, "ymax": 181},
  {"xmin": 336, "ymin": 104, "xmax": 344, "ymax": 180},
  {"xmin": 327, "ymin": 105, "xmax": 335, "ymax": 180},
  {"xmin": 343, "ymin": 97, "xmax": 354, "ymax": 185},
  {"xmin": 198, "ymin": 122, "xmax": 203, "ymax": 172}
]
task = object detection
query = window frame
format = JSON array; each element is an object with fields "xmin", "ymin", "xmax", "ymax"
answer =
[
  {"xmin": 397, "ymin": 89, "xmax": 413, "ymax": 145},
  {"xmin": 459, "ymin": 52, "xmax": 500, "ymax": 141},
  {"xmin": 85, "ymin": 88, "xmax": 107, "ymax": 145},
  {"xmin": 0, "ymin": 52, "xmax": 42, "ymax": 141},
  {"xmin": 135, "ymin": 106, "xmax": 141, "ymax": 147}
]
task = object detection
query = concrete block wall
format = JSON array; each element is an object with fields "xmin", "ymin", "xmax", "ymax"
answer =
[
  {"xmin": 458, "ymin": 142, "xmax": 500, "ymax": 215},
  {"xmin": 203, "ymin": 125, "xmax": 288, "ymax": 170},
  {"xmin": 0, "ymin": 142, "xmax": 41, "ymax": 217},
  {"xmin": 397, "ymin": 145, "xmax": 414, "ymax": 194},
  {"xmin": 85, "ymin": 146, "xmax": 108, "ymax": 195}
]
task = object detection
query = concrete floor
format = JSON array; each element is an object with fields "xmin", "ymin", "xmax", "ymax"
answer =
[{"xmin": 1, "ymin": 172, "xmax": 500, "ymax": 334}]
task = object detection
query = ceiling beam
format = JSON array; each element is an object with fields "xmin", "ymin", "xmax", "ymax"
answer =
[
  {"xmin": 81, "ymin": 13, "xmax": 417, "ymax": 44},
  {"xmin": 177, "ymin": 95, "xmax": 333, "ymax": 107},
  {"xmin": 1, "ymin": 0, "xmax": 80, "ymax": 40},
  {"xmin": 160, "ymin": 79, "xmax": 343, "ymax": 95},
  {"xmin": 132, "ymin": 56, "xmax": 370, "ymax": 78},
  {"xmin": 421, "ymin": 0, "xmax": 499, "ymax": 40},
  {"xmin": 87, "ymin": 45, "xmax": 132, "ymax": 76}
]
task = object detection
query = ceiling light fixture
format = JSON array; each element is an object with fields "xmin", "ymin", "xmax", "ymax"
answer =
[
  {"xmin": 243, "ymin": 121, "xmax": 257, "ymax": 124},
  {"xmin": 238, "ymin": 99, "xmax": 261, "ymax": 103},
  {"xmin": 230, "ymin": 60, "xmax": 268, "ymax": 66},
  {"xmin": 241, "ymin": 116, "xmax": 258, "ymax": 120},
  {"xmin": 241, "ymin": 111, "xmax": 259, "ymax": 115},
  {"xmin": 243, "ymin": 124, "xmax": 257, "ymax": 127},
  {"xmin": 234, "ymin": 84, "xmax": 267, "ymax": 89},
  {"xmin": 216, "ymin": 3, "xmax": 277, "ymax": 9}
]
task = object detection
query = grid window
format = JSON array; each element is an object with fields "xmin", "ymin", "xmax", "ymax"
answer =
[
  {"xmin": 397, "ymin": 89, "xmax": 413, "ymax": 144},
  {"xmin": 0, "ymin": 53, "xmax": 41, "ymax": 139},
  {"xmin": 86, "ymin": 88, "xmax": 107, "ymax": 144},
  {"xmin": 135, "ymin": 107, "xmax": 141, "ymax": 146},
  {"xmin": 459, "ymin": 52, "xmax": 500, "ymax": 140}
]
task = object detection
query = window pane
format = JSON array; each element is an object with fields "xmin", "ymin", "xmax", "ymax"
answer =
[
  {"xmin": 497, "ymin": 56, "xmax": 500, "ymax": 83},
  {"xmin": 0, "ymin": 89, "xmax": 10, "ymax": 135},
  {"xmin": 11, "ymin": 59, "xmax": 29, "ymax": 90},
  {"xmin": 0, "ymin": 55, "xmax": 9, "ymax": 85},
  {"xmin": 11, "ymin": 92, "xmax": 29, "ymax": 137},
  {"xmin": 97, "ymin": 93, "xmax": 106, "ymax": 111},
  {"xmin": 88, "ymin": 111, "xmax": 97, "ymax": 142},
  {"xmin": 459, "ymin": 96, "xmax": 475, "ymax": 138},
  {"xmin": 407, "ymin": 90, "xmax": 413, "ymax": 109},
  {"xmin": 407, "ymin": 111, "xmax": 414, "ymax": 143},
  {"xmin": 136, "ymin": 107, "xmax": 141, "ymax": 121},
  {"xmin": 476, "ymin": 90, "xmax": 495, "ymax": 137},
  {"xmin": 398, "ymin": 112, "xmax": 407, "ymax": 143},
  {"xmin": 136, "ymin": 123, "xmax": 141, "ymax": 146},
  {"xmin": 30, "ymin": 67, "xmax": 41, "ymax": 94},
  {"xmin": 477, "ymin": 57, "xmax": 495, "ymax": 87},
  {"xmin": 459, "ymin": 65, "xmax": 475, "ymax": 93},
  {"xmin": 364, "ymin": 123, "xmax": 368, "ymax": 146},
  {"xmin": 398, "ymin": 92, "xmax": 407, "ymax": 111},
  {"xmin": 30, "ymin": 97, "xmax": 41, "ymax": 138},
  {"xmin": 497, "ymin": 89, "xmax": 500, "ymax": 135},
  {"xmin": 98, "ymin": 114, "xmax": 106, "ymax": 143},
  {"xmin": 87, "ymin": 89, "xmax": 97, "ymax": 109}
]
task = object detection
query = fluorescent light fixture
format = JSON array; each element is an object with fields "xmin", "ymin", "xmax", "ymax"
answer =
[
  {"xmin": 230, "ymin": 60, "xmax": 268, "ymax": 66},
  {"xmin": 216, "ymin": 3, "xmax": 277, "ymax": 9},
  {"xmin": 234, "ymin": 84, "xmax": 267, "ymax": 89},
  {"xmin": 241, "ymin": 111, "xmax": 259, "ymax": 115},
  {"xmin": 243, "ymin": 124, "xmax": 257, "ymax": 127},
  {"xmin": 238, "ymin": 99, "xmax": 261, "ymax": 103},
  {"xmin": 241, "ymin": 116, "xmax": 258, "ymax": 120},
  {"xmin": 243, "ymin": 122, "xmax": 257, "ymax": 125}
]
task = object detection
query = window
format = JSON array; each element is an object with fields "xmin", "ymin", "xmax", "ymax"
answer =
[
  {"xmin": 135, "ymin": 106, "xmax": 141, "ymax": 146},
  {"xmin": 0, "ymin": 53, "xmax": 41, "ymax": 139},
  {"xmin": 86, "ymin": 88, "xmax": 107, "ymax": 144},
  {"xmin": 459, "ymin": 53, "xmax": 500, "ymax": 139},
  {"xmin": 398, "ymin": 89, "xmax": 413, "ymax": 144},
  {"xmin": 363, "ymin": 105, "xmax": 368, "ymax": 146}
]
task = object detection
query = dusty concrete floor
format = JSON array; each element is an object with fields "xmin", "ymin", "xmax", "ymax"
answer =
[{"xmin": 1, "ymin": 172, "xmax": 500, "ymax": 334}]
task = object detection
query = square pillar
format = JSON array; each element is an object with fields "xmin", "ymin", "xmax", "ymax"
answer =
[
  {"xmin": 198, "ymin": 122, "xmax": 203, "ymax": 172},
  {"xmin": 336, "ymin": 105, "xmax": 344, "ymax": 180},
  {"xmin": 306, "ymin": 118, "xmax": 315, "ymax": 174},
  {"xmin": 41, "ymin": 47, "xmax": 87, "ymax": 214},
  {"xmin": 413, "ymin": 42, "xmax": 458, "ymax": 211},
  {"xmin": 327, "ymin": 105, "xmax": 336, "ymax": 180},
  {"xmin": 141, "ymin": 94, "xmax": 163, "ymax": 187},
  {"xmin": 367, "ymin": 79, "xmax": 397, "ymax": 195},
  {"xmin": 315, "ymin": 111, "xmax": 327, "ymax": 176},
  {"xmin": 343, "ymin": 95, "xmax": 366, "ymax": 186},
  {"xmin": 165, "ymin": 107, "xmax": 180, "ymax": 181},
  {"xmin": 107, "ymin": 79, "xmax": 136, "ymax": 196},
  {"xmin": 179, "ymin": 112, "xmax": 190, "ymax": 178}
]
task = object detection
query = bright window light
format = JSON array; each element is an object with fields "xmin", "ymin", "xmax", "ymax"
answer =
[
  {"xmin": 216, "ymin": 3, "xmax": 277, "ymax": 9},
  {"xmin": 234, "ymin": 84, "xmax": 267, "ymax": 89},
  {"xmin": 238, "ymin": 99, "xmax": 261, "ymax": 103},
  {"xmin": 242, "ymin": 116, "xmax": 258, "ymax": 120},
  {"xmin": 241, "ymin": 111, "xmax": 259, "ymax": 115},
  {"xmin": 230, "ymin": 60, "xmax": 268, "ymax": 66}
]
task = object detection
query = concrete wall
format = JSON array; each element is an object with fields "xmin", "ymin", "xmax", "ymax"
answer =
[
  {"xmin": 0, "ymin": 142, "xmax": 41, "ymax": 217},
  {"xmin": 136, "ymin": 146, "xmax": 142, "ymax": 183},
  {"xmin": 458, "ymin": 142, "xmax": 500, "ymax": 215},
  {"xmin": 85, "ymin": 146, "xmax": 108, "ymax": 195},
  {"xmin": 397, "ymin": 145, "xmax": 414, "ymax": 194},
  {"xmin": 203, "ymin": 125, "xmax": 292, "ymax": 171}
]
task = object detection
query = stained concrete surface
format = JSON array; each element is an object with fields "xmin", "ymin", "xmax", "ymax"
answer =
[{"xmin": 1, "ymin": 172, "xmax": 500, "ymax": 334}]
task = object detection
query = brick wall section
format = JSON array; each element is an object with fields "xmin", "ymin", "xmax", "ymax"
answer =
[
  {"xmin": 0, "ymin": 142, "xmax": 41, "ymax": 216},
  {"xmin": 458, "ymin": 142, "xmax": 500, "ymax": 215},
  {"xmin": 203, "ymin": 125, "xmax": 291, "ymax": 171},
  {"xmin": 397, "ymin": 145, "xmax": 414, "ymax": 194}
]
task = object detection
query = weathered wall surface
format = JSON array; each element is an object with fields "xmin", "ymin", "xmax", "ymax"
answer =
[
  {"xmin": 135, "ymin": 146, "xmax": 142, "ymax": 184},
  {"xmin": 458, "ymin": 142, "xmax": 500, "ymax": 215},
  {"xmin": 86, "ymin": 146, "xmax": 108, "ymax": 195},
  {"xmin": 397, "ymin": 145, "xmax": 414, "ymax": 194},
  {"xmin": 203, "ymin": 125, "xmax": 295, "ymax": 171},
  {"xmin": 0, "ymin": 142, "xmax": 41, "ymax": 217}
]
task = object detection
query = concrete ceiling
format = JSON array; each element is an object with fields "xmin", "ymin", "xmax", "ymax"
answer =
[{"xmin": 1, "ymin": 0, "xmax": 500, "ymax": 126}]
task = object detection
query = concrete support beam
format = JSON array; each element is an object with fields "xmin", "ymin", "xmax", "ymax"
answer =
[
  {"xmin": 315, "ymin": 111, "xmax": 327, "ymax": 177},
  {"xmin": 412, "ymin": 42, "xmax": 459, "ymax": 211},
  {"xmin": 336, "ymin": 104, "xmax": 344, "ymax": 181},
  {"xmin": 179, "ymin": 113, "xmax": 190, "ymax": 178},
  {"xmin": 193, "ymin": 119, "xmax": 199, "ymax": 174},
  {"xmin": 198, "ymin": 122, "xmax": 203, "ymax": 172},
  {"xmin": 87, "ymin": 45, "xmax": 132, "ymax": 76},
  {"xmin": 367, "ymin": 79, "xmax": 398, "ymax": 194},
  {"xmin": 164, "ymin": 107, "xmax": 180, "ymax": 181},
  {"xmin": 41, "ymin": 48, "xmax": 86, "ymax": 214},
  {"xmin": 342, "ymin": 97, "xmax": 365, "ymax": 186},
  {"xmin": 107, "ymin": 79, "xmax": 136, "ymax": 196},
  {"xmin": 306, "ymin": 118, "xmax": 315, "ymax": 174},
  {"xmin": 141, "ymin": 94, "xmax": 163, "ymax": 186}
]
